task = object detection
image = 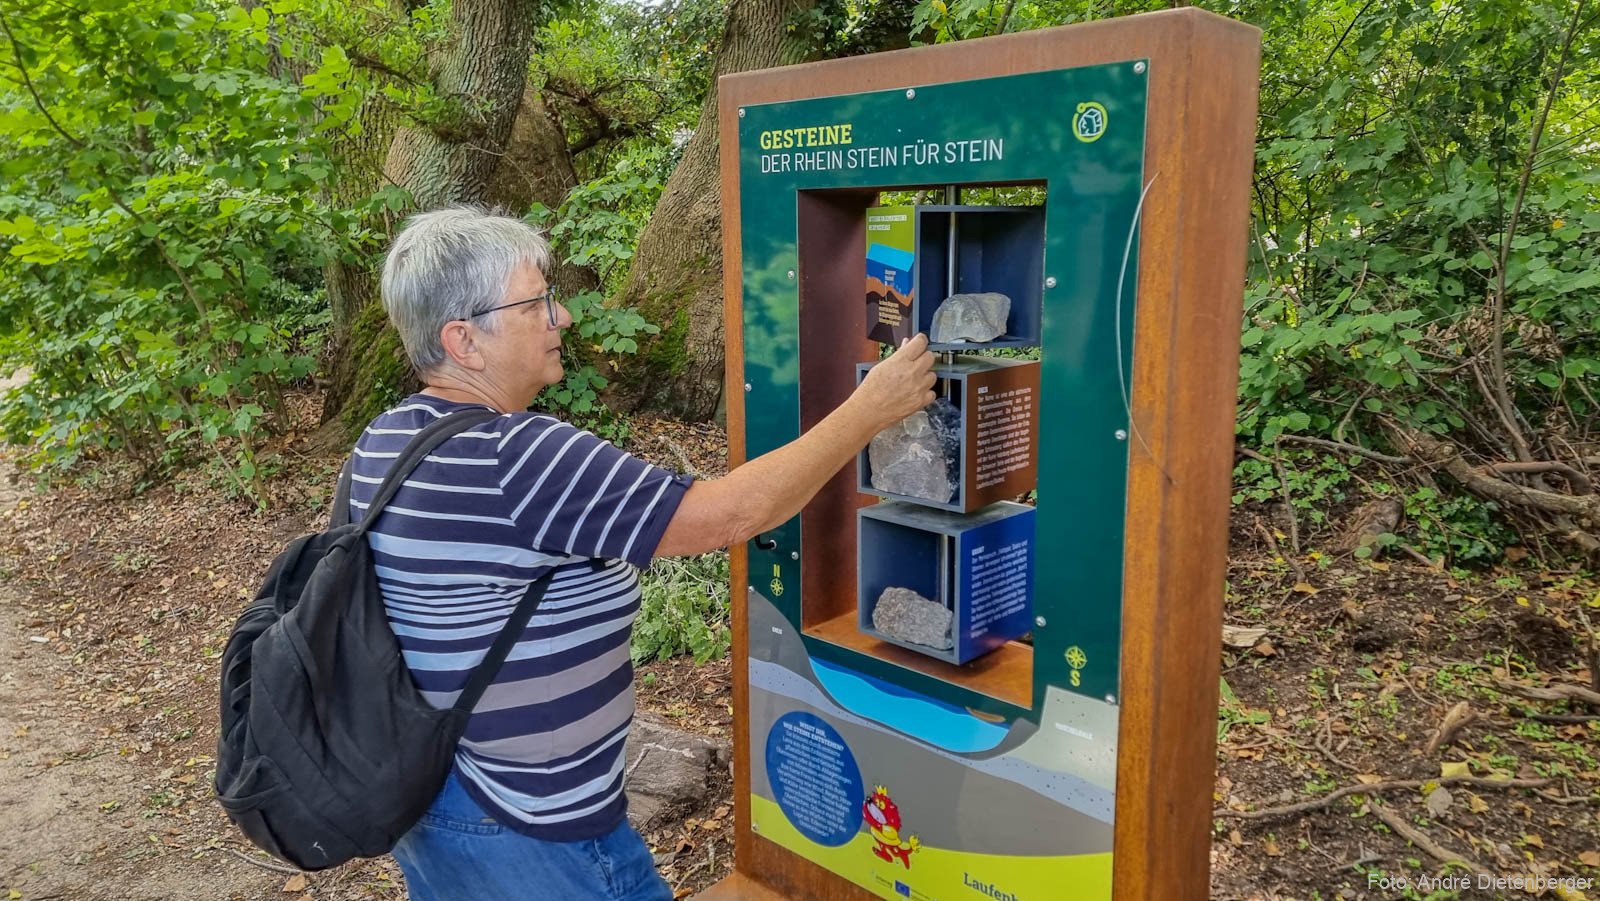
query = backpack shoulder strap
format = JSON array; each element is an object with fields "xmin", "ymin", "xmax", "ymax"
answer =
[
  {"xmin": 452, "ymin": 566, "xmax": 555, "ymax": 714},
  {"xmin": 355, "ymin": 407, "xmax": 501, "ymax": 534}
]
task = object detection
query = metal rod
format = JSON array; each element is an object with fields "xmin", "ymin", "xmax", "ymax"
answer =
[{"xmin": 945, "ymin": 185, "xmax": 958, "ymax": 300}]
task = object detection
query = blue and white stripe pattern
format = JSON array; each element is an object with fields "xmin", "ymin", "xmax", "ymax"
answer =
[{"xmin": 348, "ymin": 395, "xmax": 693, "ymax": 840}]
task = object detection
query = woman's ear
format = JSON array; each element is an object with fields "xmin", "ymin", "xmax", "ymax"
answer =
[{"xmin": 438, "ymin": 320, "xmax": 485, "ymax": 371}]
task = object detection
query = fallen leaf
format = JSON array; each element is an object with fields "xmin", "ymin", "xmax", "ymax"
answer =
[
  {"xmin": 1524, "ymin": 834, "xmax": 1545, "ymax": 849},
  {"xmin": 1291, "ymin": 582, "xmax": 1318, "ymax": 594},
  {"xmin": 1468, "ymin": 793, "xmax": 1490, "ymax": 814},
  {"xmin": 1264, "ymin": 837, "xmax": 1282, "ymax": 856},
  {"xmin": 1516, "ymin": 596, "xmax": 1530, "ymax": 607},
  {"xmin": 1425, "ymin": 786, "xmax": 1453, "ymax": 818},
  {"xmin": 1253, "ymin": 640, "xmax": 1278, "ymax": 657},
  {"xmin": 1229, "ymin": 829, "xmax": 1243, "ymax": 847},
  {"xmin": 1440, "ymin": 761, "xmax": 1471, "ymax": 780},
  {"xmin": 1579, "ymin": 851, "xmax": 1600, "ymax": 867},
  {"xmin": 1356, "ymin": 773, "xmax": 1383, "ymax": 784},
  {"xmin": 282, "ymin": 874, "xmax": 307, "ymax": 893},
  {"xmin": 1222, "ymin": 625, "xmax": 1269, "ymax": 649}
]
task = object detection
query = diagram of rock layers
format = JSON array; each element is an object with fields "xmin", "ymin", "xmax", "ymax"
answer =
[
  {"xmin": 866, "ymin": 205, "xmax": 915, "ymax": 346},
  {"xmin": 747, "ymin": 587, "xmax": 1117, "ymax": 901}
]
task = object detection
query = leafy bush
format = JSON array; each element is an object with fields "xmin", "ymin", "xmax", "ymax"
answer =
[
  {"xmin": 1232, "ymin": 451, "xmax": 1358, "ymax": 528},
  {"xmin": 632, "ymin": 552, "xmax": 731, "ymax": 665},
  {"xmin": 528, "ymin": 148, "xmax": 671, "ymax": 440},
  {"xmin": 0, "ymin": 0, "xmax": 377, "ymax": 501},
  {"xmin": 1233, "ymin": 451, "xmax": 1517, "ymax": 564}
]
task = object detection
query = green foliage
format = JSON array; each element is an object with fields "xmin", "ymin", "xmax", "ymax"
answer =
[
  {"xmin": 632, "ymin": 552, "xmax": 732, "ymax": 665},
  {"xmin": 527, "ymin": 150, "xmax": 667, "ymax": 440},
  {"xmin": 0, "ymin": 0, "xmax": 379, "ymax": 501},
  {"xmin": 534, "ymin": 0, "xmax": 719, "ymax": 171},
  {"xmin": 539, "ymin": 146, "xmax": 672, "ymax": 291},
  {"xmin": 1236, "ymin": 0, "xmax": 1600, "ymax": 444},
  {"xmin": 914, "ymin": 0, "xmax": 1600, "ymax": 561},
  {"xmin": 1231, "ymin": 451, "xmax": 1357, "ymax": 527},
  {"xmin": 1232, "ymin": 449, "xmax": 1518, "ymax": 563},
  {"xmin": 1377, "ymin": 482, "xmax": 1516, "ymax": 565}
]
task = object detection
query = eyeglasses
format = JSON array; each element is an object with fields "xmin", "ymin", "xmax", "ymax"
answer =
[{"xmin": 461, "ymin": 286, "xmax": 561, "ymax": 329}]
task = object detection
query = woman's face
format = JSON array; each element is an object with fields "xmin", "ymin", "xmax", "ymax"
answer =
[{"xmin": 483, "ymin": 264, "xmax": 571, "ymax": 401}]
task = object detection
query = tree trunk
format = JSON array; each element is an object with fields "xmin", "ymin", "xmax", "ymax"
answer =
[
  {"xmin": 382, "ymin": 0, "xmax": 540, "ymax": 209},
  {"xmin": 318, "ymin": 0, "xmax": 603, "ymax": 441},
  {"xmin": 607, "ymin": 0, "xmax": 818, "ymax": 422},
  {"xmin": 486, "ymin": 87, "xmax": 602, "ymax": 298}
]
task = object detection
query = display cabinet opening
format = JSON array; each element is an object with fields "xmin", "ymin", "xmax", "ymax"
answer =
[{"xmin": 796, "ymin": 186, "xmax": 1039, "ymax": 711}]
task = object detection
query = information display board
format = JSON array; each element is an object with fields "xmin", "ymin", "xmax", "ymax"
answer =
[
  {"xmin": 707, "ymin": 12, "xmax": 1261, "ymax": 901},
  {"xmin": 736, "ymin": 60, "xmax": 1143, "ymax": 901}
]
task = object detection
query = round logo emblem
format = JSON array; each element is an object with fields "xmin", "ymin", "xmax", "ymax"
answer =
[
  {"xmin": 1073, "ymin": 102, "xmax": 1108, "ymax": 143},
  {"xmin": 1066, "ymin": 646, "xmax": 1088, "ymax": 669}
]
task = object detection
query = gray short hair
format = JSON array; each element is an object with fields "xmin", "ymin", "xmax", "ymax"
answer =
[{"xmin": 380, "ymin": 205, "xmax": 553, "ymax": 374}]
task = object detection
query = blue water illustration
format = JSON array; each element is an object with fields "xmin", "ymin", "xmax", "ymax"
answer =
[{"xmin": 810, "ymin": 657, "xmax": 1010, "ymax": 753}]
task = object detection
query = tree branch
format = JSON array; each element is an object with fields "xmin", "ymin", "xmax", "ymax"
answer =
[
  {"xmin": 1215, "ymin": 775, "xmax": 1550, "ymax": 822},
  {"xmin": 1277, "ymin": 434, "xmax": 1412, "ymax": 465},
  {"xmin": 0, "ymin": 8, "xmax": 84, "ymax": 149},
  {"xmin": 1399, "ymin": 431, "xmax": 1599, "ymax": 521},
  {"xmin": 1487, "ymin": 461, "xmax": 1592, "ymax": 494},
  {"xmin": 1488, "ymin": 0, "xmax": 1589, "ymax": 463}
]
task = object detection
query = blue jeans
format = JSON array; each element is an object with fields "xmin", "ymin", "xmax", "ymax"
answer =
[{"xmin": 392, "ymin": 771, "xmax": 673, "ymax": 901}]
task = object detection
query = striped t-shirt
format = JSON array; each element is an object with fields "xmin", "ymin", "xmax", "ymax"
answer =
[{"xmin": 347, "ymin": 394, "xmax": 693, "ymax": 840}]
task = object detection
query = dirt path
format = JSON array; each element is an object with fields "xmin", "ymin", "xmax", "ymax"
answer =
[
  {"xmin": 0, "ymin": 448, "xmax": 297, "ymax": 900},
  {"xmin": 0, "ymin": 399, "xmax": 736, "ymax": 900},
  {"xmin": 0, "ymin": 585, "xmax": 293, "ymax": 900}
]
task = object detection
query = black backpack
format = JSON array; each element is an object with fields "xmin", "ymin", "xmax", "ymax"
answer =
[{"xmin": 215, "ymin": 408, "xmax": 552, "ymax": 870}]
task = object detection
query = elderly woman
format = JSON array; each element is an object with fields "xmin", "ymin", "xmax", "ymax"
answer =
[{"xmin": 348, "ymin": 206, "xmax": 933, "ymax": 900}]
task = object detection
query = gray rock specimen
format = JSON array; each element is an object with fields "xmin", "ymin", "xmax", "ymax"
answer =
[
  {"xmin": 624, "ymin": 711, "xmax": 732, "ymax": 829},
  {"xmin": 868, "ymin": 397, "xmax": 959, "ymax": 503},
  {"xmin": 872, "ymin": 587, "xmax": 954, "ymax": 650},
  {"xmin": 929, "ymin": 292, "xmax": 1011, "ymax": 343}
]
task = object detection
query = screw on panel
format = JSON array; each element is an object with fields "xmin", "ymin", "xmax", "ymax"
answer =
[
  {"xmin": 744, "ymin": 383, "xmax": 752, "ymax": 392},
  {"xmin": 1133, "ymin": 61, "xmax": 1147, "ymax": 75},
  {"xmin": 1044, "ymin": 276, "xmax": 1058, "ymax": 289},
  {"xmin": 1034, "ymin": 616, "xmax": 1047, "ymax": 628},
  {"xmin": 905, "ymin": 89, "xmax": 916, "ymax": 100},
  {"xmin": 786, "ymin": 270, "xmax": 795, "ymax": 280},
  {"xmin": 790, "ymin": 551, "xmax": 799, "ymax": 560},
  {"xmin": 738, "ymin": 108, "xmax": 746, "ymax": 118},
  {"xmin": 1115, "ymin": 429, "xmax": 1128, "ymax": 441},
  {"xmin": 1105, "ymin": 694, "xmax": 1119, "ymax": 705}
]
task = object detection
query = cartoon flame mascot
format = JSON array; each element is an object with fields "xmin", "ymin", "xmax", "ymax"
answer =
[{"xmin": 862, "ymin": 785, "xmax": 920, "ymax": 868}]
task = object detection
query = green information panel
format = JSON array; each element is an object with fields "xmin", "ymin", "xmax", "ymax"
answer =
[{"xmin": 739, "ymin": 62, "xmax": 1148, "ymax": 900}]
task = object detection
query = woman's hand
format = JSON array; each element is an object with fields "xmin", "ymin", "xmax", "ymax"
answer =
[
  {"xmin": 656, "ymin": 334, "xmax": 937, "ymax": 557},
  {"xmin": 856, "ymin": 334, "xmax": 937, "ymax": 428}
]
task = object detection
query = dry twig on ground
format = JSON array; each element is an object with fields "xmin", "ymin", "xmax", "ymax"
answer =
[{"xmin": 1214, "ymin": 776, "xmax": 1550, "ymax": 822}]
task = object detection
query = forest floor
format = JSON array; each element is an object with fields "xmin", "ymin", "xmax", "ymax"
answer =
[{"xmin": 0, "ymin": 390, "xmax": 1596, "ymax": 900}]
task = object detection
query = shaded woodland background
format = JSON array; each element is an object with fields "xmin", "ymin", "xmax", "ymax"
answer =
[{"xmin": 0, "ymin": 0, "xmax": 1596, "ymax": 567}]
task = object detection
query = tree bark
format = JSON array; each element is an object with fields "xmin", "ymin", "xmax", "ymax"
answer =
[
  {"xmin": 319, "ymin": 0, "xmax": 605, "ymax": 440},
  {"xmin": 607, "ymin": 0, "xmax": 818, "ymax": 422},
  {"xmin": 382, "ymin": 0, "xmax": 541, "ymax": 209},
  {"xmin": 487, "ymin": 87, "xmax": 601, "ymax": 297}
]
